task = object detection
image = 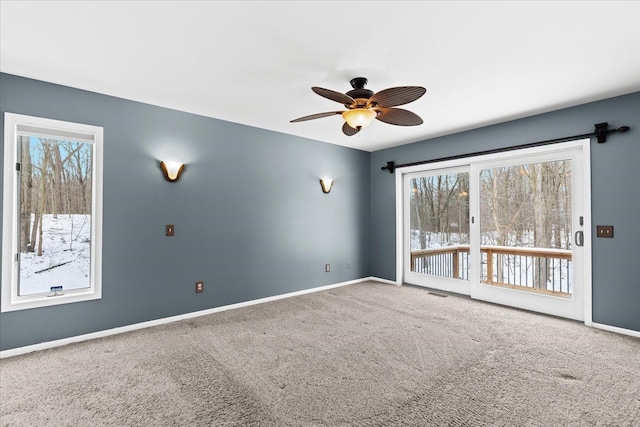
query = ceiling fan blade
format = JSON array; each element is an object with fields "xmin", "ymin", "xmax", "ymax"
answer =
[
  {"xmin": 312, "ymin": 87, "xmax": 356, "ymax": 107},
  {"xmin": 368, "ymin": 86, "xmax": 426, "ymax": 108},
  {"xmin": 375, "ymin": 107, "xmax": 423, "ymax": 126},
  {"xmin": 290, "ymin": 111, "xmax": 343, "ymax": 123},
  {"xmin": 342, "ymin": 122, "xmax": 361, "ymax": 136}
]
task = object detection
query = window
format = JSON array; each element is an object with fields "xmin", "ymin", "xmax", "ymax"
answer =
[{"xmin": 2, "ymin": 113, "xmax": 103, "ymax": 312}]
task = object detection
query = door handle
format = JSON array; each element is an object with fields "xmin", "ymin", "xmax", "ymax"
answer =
[{"xmin": 575, "ymin": 231, "xmax": 584, "ymax": 247}]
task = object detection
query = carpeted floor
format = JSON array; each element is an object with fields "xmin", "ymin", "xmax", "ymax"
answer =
[{"xmin": 1, "ymin": 281, "xmax": 639, "ymax": 426}]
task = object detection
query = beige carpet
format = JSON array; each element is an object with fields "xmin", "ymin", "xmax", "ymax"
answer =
[{"xmin": 1, "ymin": 281, "xmax": 639, "ymax": 426}]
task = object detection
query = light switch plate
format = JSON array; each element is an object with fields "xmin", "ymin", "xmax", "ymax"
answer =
[{"xmin": 166, "ymin": 225, "xmax": 174, "ymax": 236}]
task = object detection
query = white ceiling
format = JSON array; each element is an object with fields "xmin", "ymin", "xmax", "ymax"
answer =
[{"xmin": 1, "ymin": 1, "xmax": 639, "ymax": 152}]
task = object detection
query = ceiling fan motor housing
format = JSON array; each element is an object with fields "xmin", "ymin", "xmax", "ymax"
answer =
[{"xmin": 346, "ymin": 77, "xmax": 374, "ymax": 105}]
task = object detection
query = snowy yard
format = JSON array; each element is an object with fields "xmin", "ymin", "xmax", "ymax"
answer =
[{"xmin": 19, "ymin": 214, "xmax": 91, "ymax": 295}]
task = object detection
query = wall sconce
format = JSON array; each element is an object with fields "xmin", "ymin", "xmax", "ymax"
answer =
[
  {"xmin": 160, "ymin": 161, "xmax": 185, "ymax": 182},
  {"xmin": 320, "ymin": 178, "xmax": 333, "ymax": 194}
]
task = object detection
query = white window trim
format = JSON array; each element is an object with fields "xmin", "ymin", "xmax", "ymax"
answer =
[{"xmin": 2, "ymin": 113, "xmax": 103, "ymax": 312}]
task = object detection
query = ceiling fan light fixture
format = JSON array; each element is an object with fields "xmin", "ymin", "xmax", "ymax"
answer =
[
  {"xmin": 342, "ymin": 108, "xmax": 376, "ymax": 129},
  {"xmin": 290, "ymin": 78, "xmax": 426, "ymax": 136}
]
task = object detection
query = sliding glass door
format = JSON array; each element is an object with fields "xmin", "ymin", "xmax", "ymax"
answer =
[
  {"xmin": 469, "ymin": 147, "xmax": 586, "ymax": 320},
  {"xmin": 403, "ymin": 167, "xmax": 471, "ymax": 295},
  {"xmin": 401, "ymin": 141, "xmax": 589, "ymax": 321}
]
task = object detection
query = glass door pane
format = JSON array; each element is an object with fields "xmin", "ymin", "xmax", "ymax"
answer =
[
  {"xmin": 409, "ymin": 171, "xmax": 470, "ymax": 281},
  {"xmin": 479, "ymin": 160, "xmax": 573, "ymax": 296}
]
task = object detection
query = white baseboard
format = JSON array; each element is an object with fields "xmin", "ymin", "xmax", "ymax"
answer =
[
  {"xmin": 591, "ymin": 322, "xmax": 640, "ymax": 339},
  {"xmin": 371, "ymin": 277, "xmax": 400, "ymax": 286},
  {"xmin": 0, "ymin": 277, "xmax": 387, "ymax": 359}
]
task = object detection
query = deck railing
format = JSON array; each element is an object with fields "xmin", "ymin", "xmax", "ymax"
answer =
[{"xmin": 410, "ymin": 245, "xmax": 572, "ymax": 296}]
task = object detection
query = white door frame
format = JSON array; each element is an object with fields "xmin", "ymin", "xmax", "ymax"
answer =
[{"xmin": 395, "ymin": 139, "xmax": 592, "ymax": 325}]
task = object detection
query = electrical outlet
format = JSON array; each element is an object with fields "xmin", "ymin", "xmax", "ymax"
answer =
[
  {"xmin": 166, "ymin": 225, "xmax": 175, "ymax": 236},
  {"xmin": 347, "ymin": 262, "xmax": 351, "ymax": 269},
  {"xmin": 596, "ymin": 225, "xmax": 614, "ymax": 238},
  {"xmin": 325, "ymin": 264, "xmax": 330, "ymax": 272},
  {"xmin": 195, "ymin": 281, "xmax": 204, "ymax": 293}
]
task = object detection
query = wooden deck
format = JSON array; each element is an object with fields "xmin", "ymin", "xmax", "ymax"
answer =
[{"xmin": 411, "ymin": 245, "xmax": 573, "ymax": 296}]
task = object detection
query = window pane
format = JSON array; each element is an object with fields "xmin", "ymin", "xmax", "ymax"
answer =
[
  {"xmin": 479, "ymin": 160, "xmax": 573, "ymax": 295},
  {"xmin": 409, "ymin": 172, "xmax": 470, "ymax": 280},
  {"xmin": 18, "ymin": 137, "xmax": 93, "ymax": 296}
]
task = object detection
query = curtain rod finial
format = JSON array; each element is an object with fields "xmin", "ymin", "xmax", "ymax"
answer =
[{"xmin": 595, "ymin": 123, "xmax": 631, "ymax": 143}]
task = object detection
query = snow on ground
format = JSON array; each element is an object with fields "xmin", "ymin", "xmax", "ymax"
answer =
[{"xmin": 19, "ymin": 214, "xmax": 91, "ymax": 295}]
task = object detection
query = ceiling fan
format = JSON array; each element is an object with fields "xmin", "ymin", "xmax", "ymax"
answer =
[{"xmin": 290, "ymin": 77, "xmax": 426, "ymax": 136}]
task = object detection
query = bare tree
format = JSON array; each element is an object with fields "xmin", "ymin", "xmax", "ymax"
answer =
[
  {"xmin": 411, "ymin": 178, "xmax": 428, "ymax": 250},
  {"xmin": 19, "ymin": 136, "xmax": 34, "ymax": 252},
  {"xmin": 50, "ymin": 140, "xmax": 65, "ymax": 218},
  {"xmin": 35, "ymin": 142, "xmax": 51, "ymax": 256}
]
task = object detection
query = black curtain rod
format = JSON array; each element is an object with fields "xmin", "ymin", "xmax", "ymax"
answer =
[{"xmin": 381, "ymin": 122, "xmax": 630, "ymax": 174}]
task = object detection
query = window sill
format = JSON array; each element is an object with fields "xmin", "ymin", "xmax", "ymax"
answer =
[{"xmin": 1, "ymin": 288, "xmax": 101, "ymax": 313}]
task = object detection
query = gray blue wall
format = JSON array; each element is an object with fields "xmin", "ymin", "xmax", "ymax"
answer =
[
  {"xmin": 370, "ymin": 91, "xmax": 640, "ymax": 333},
  {"xmin": 2, "ymin": 73, "xmax": 638, "ymax": 351},
  {"xmin": 0, "ymin": 73, "xmax": 371, "ymax": 351}
]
